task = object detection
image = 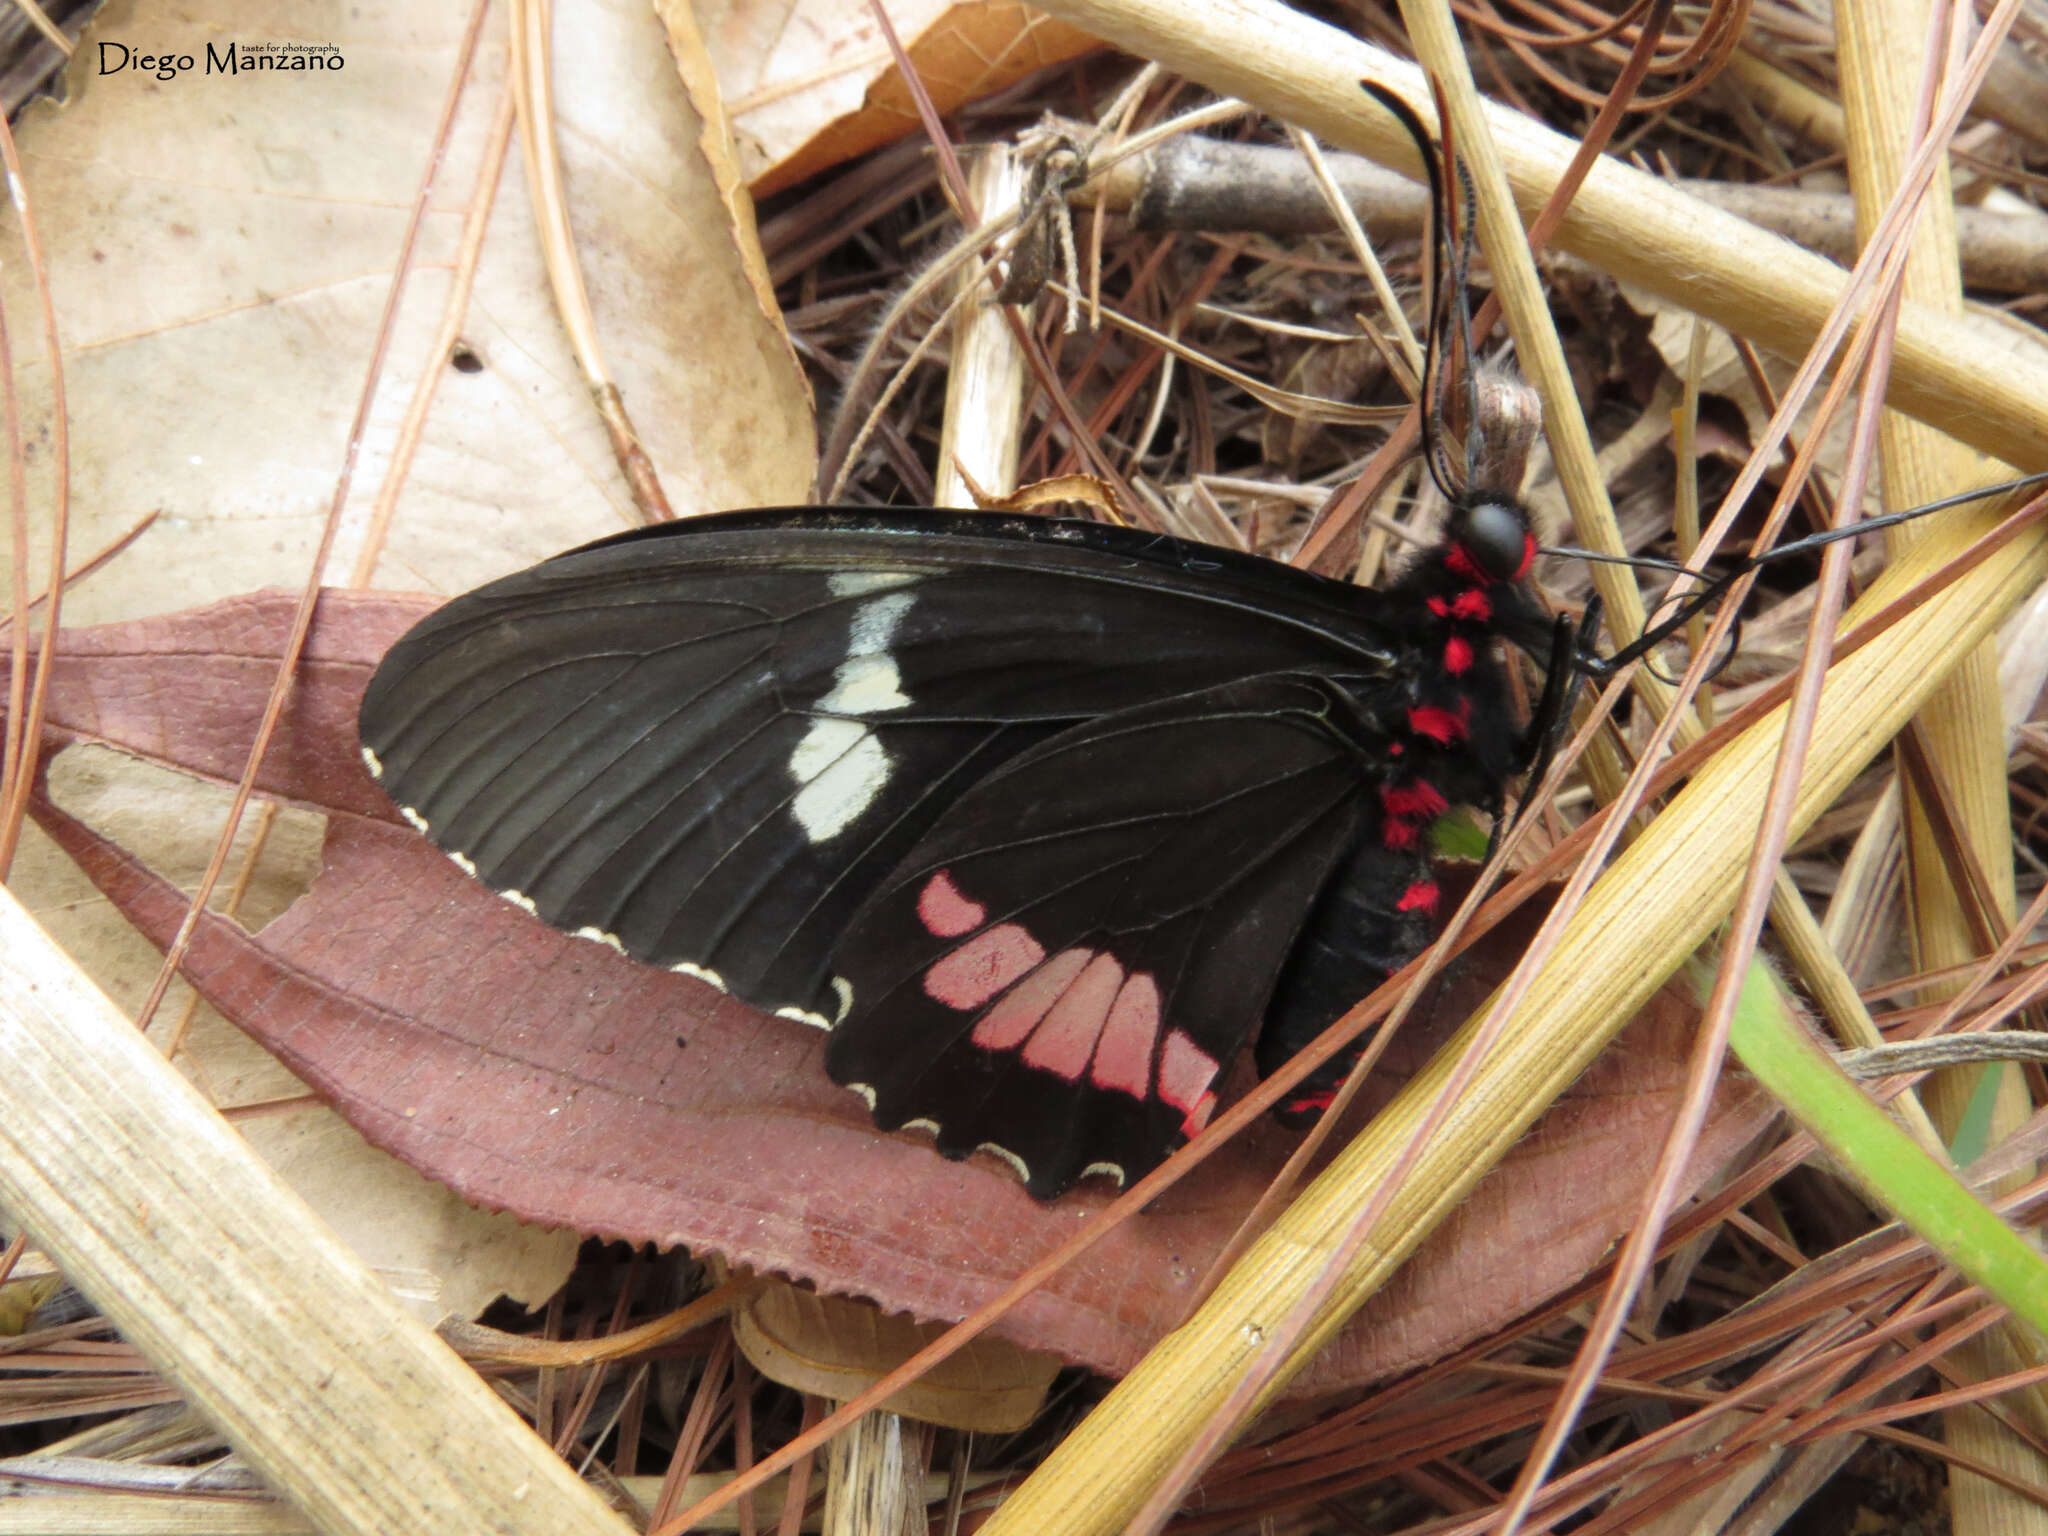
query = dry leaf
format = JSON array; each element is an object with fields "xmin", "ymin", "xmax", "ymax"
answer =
[
  {"xmin": 693, "ymin": 0, "xmax": 1099, "ymax": 194},
  {"xmin": 734, "ymin": 1278, "xmax": 1062, "ymax": 1431},
  {"xmin": 25, "ymin": 591, "xmax": 1776, "ymax": 1386},
  {"xmin": 8, "ymin": 0, "xmax": 814, "ymax": 622}
]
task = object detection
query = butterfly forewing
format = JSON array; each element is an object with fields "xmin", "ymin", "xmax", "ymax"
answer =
[
  {"xmin": 359, "ymin": 510, "xmax": 1404, "ymax": 1027},
  {"xmin": 824, "ymin": 673, "xmax": 1398, "ymax": 1198}
]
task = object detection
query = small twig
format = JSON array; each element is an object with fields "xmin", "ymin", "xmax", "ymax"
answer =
[
  {"xmin": 509, "ymin": 0, "xmax": 673, "ymax": 523},
  {"xmin": 439, "ymin": 1276, "xmax": 764, "ymax": 1367},
  {"xmin": 1838, "ymin": 1036, "xmax": 2048, "ymax": 1078}
]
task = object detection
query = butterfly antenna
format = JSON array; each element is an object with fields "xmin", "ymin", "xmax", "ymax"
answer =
[
  {"xmin": 1362, "ymin": 82, "xmax": 1463, "ymax": 505},
  {"xmin": 1567, "ymin": 472, "xmax": 2048, "ymax": 678}
]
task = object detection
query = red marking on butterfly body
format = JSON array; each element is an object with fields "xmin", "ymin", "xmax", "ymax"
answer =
[
  {"xmin": 1443, "ymin": 533, "xmax": 1536, "ymax": 582},
  {"xmin": 1382, "ymin": 781, "xmax": 1449, "ymax": 819},
  {"xmin": 1397, "ymin": 879, "xmax": 1440, "ymax": 914},
  {"xmin": 917, "ymin": 869, "xmax": 986, "ymax": 937},
  {"xmin": 1443, "ymin": 636, "xmax": 1475, "ymax": 674},
  {"xmin": 1283, "ymin": 1086, "xmax": 1338, "ymax": 1116},
  {"xmin": 1407, "ymin": 702, "xmax": 1470, "ymax": 744},
  {"xmin": 1380, "ymin": 779, "xmax": 1448, "ymax": 849}
]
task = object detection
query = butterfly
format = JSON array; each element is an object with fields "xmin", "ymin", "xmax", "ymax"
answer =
[{"xmin": 357, "ymin": 482, "xmax": 1596, "ymax": 1197}]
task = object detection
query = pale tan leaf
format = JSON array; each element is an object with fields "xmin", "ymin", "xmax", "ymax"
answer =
[
  {"xmin": 5, "ymin": 0, "xmax": 814, "ymax": 623},
  {"xmin": 734, "ymin": 1277, "xmax": 1062, "ymax": 1431},
  {"xmin": 696, "ymin": 0, "xmax": 1099, "ymax": 193}
]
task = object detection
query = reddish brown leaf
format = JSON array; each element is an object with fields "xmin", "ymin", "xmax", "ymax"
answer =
[{"xmin": 28, "ymin": 591, "xmax": 1773, "ymax": 1388}]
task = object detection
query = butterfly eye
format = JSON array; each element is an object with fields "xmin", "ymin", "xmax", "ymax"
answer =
[{"xmin": 1457, "ymin": 499, "xmax": 1530, "ymax": 580}]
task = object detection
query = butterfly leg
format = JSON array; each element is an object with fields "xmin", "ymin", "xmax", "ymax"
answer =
[{"xmin": 1519, "ymin": 600, "xmax": 1599, "ymax": 775}]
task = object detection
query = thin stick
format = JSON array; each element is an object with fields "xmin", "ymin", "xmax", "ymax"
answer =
[{"xmin": 131, "ymin": 0, "xmax": 492, "ymax": 1035}]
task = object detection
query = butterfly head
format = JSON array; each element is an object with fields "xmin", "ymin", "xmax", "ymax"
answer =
[{"xmin": 1447, "ymin": 496, "xmax": 1537, "ymax": 585}]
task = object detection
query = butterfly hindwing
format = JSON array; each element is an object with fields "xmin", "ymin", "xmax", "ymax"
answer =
[
  {"xmin": 823, "ymin": 672, "xmax": 1401, "ymax": 1198},
  {"xmin": 358, "ymin": 510, "xmax": 1401, "ymax": 1025}
]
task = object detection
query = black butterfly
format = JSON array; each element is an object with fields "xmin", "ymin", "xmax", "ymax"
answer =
[
  {"xmin": 358, "ymin": 492, "xmax": 1584, "ymax": 1197},
  {"xmin": 352, "ymin": 450, "xmax": 2039, "ymax": 1201}
]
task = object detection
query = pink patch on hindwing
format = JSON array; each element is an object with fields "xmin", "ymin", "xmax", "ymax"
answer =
[
  {"xmin": 970, "ymin": 947, "xmax": 1091, "ymax": 1048},
  {"xmin": 917, "ymin": 869, "xmax": 985, "ymax": 937},
  {"xmin": 1157, "ymin": 1030, "xmax": 1220, "ymax": 1134},
  {"xmin": 1089, "ymin": 973, "xmax": 1163, "ymax": 1096},
  {"xmin": 924, "ymin": 925, "xmax": 1045, "ymax": 1011},
  {"xmin": 1022, "ymin": 953, "xmax": 1126, "ymax": 1079}
]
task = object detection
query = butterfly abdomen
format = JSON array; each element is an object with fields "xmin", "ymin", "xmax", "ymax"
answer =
[
  {"xmin": 1241, "ymin": 529, "xmax": 1545, "ymax": 1124},
  {"xmin": 1257, "ymin": 830, "xmax": 1440, "ymax": 1121}
]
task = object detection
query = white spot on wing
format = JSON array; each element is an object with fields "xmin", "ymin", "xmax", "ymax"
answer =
[
  {"xmin": 831, "ymin": 976, "xmax": 854, "ymax": 1024},
  {"xmin": 670, "ymin": 960, "xmax": 727, "ymax": 993},
  {"xmin": 776, "ymin": 1003, "xmax": 833, "ymax": 1030},
  {"xmin": 500, "ymin": 889, "xmax": 538, "ymax": 916},
  {"xmin": 400, "ymin": 806, "xmax": 429, "ymax": 833},
  {"xmin": 1080, "ymin": 1161, "xmax": 1129, "ymax": 1187},
  {"xmin": 574, "ymin": 925, "xmax": 626, "ymax": 955},
  {"xmin": 846, "ymin": 1081, "xmax": 878, "ymax": 1109},
  {"xmin": 787, "ymin": 591, "xmax": 919, "ymax": 843},
  {"xmin": 361, "ymin": 745, "xmax": 384, "ymax": 778},
  {"xmin": 902, "ymin": 1117, "xmax": 941, "ymax": 1137},
  {"xmin": 448, "ymin": 850, "xmax": 476, "ymax": 877},
  {"xmin": 818, "ymin": 653, "xmax": 910, "ymax": 713},
  {"xmin": 790, "ymin": 725, "xmax": 892, "ymax": 841},
  {"xmin": 828, "ymin": 570, "xmax": 918, "ymax": 597},
  {"xmin": 817, "ymin": 591, "xmax": 915, "ymax": 713}
]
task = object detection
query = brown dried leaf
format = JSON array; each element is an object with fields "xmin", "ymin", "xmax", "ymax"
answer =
[
  {"xmin": 25, "ymin": 592, "xmax": 579, "ymax": 1320},
  {"xmin": 27, "ymin": 592, "xmax": 1776, "ymax": 1386},
  {"xmin": 694, "ymin": 0, "xmax": 1100, "ymax": 195},
  {"xmin": 734, "ymin": 1278, "xmax": 1062, "ymax": 1431}
]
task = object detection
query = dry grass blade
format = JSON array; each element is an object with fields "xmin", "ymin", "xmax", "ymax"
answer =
[
  {"xmin": 1837, "ymin": 0, "xmax": 2048, "ymax": 1520},
  {"xmin": 0, "ymin": 886, "xmax": 630, "ymax": 1535},
  {"xmin": 0, "ymin": 100, "xmax": 63, "ymax": 882}
]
